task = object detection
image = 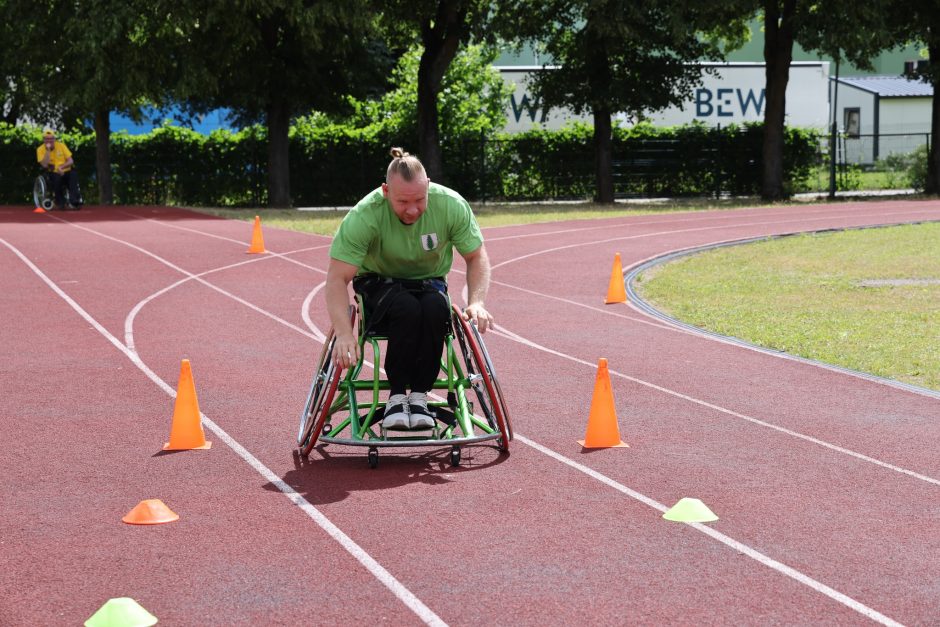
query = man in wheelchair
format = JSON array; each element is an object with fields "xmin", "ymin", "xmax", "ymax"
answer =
[
  {"xmin": 325, "ymin": 147, "xmax": 493, "ymax": 431},
  {"xmin": 36, "ymin": 127, "xmax": 83, "ymax": 210}
]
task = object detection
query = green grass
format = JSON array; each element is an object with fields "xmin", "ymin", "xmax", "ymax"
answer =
[{"xmin": 636, "ymin": 222, "xmax": 940, "ymax": 391}]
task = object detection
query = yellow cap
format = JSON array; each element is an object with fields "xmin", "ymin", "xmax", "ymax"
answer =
[{"xmin": 42, "ymin": 127, "xmax": 55, "ymax": 138}]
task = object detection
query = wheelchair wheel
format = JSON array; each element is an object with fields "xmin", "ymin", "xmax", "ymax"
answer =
[
  {"xmin": 33, "ymin": 175, "xmax": 53, "ymax": 210},
  {"xmin": 451, "ymin": 304, "xmax": 513, "ymax": 452},
  {"xmin": 297, "ymin": 330, "xmax": 341, "ymax": 456}
]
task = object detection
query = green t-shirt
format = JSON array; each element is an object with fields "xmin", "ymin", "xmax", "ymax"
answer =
[{"xmin": 330, "ymin": 182, "xmax": 483, "ymax": 280}]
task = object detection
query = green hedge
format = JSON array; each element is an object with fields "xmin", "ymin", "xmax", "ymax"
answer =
[{"xmin": 0, "ymin": 121, "xmax": 820, "ymax": 206}]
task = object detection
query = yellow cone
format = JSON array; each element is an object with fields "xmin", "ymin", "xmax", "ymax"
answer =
[
  {"xmin": 85, "ymin": 597, "xmax": 158, "ymax": 627},
  {"xmin": 662, "ymin": 497, "xmax": 718, "ymax": 523}
]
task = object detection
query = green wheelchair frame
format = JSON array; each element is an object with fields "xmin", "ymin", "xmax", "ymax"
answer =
[{"xmin": 296, "ymin": 297, "xmax": 513, "ymax": 468}]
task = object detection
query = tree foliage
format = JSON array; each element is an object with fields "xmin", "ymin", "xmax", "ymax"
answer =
[
  {"xmin": 744, "ymin": 0, "xmax": 900, "ymax": 199},
  {"xmin": 333, "ymin": 44, "xmax": 511, "ymax": 143},
  {"xmin": 174, "ymin": 0, "xmax": 395, "ymax": 206},
  {"xmin": 374, "ymin": 0, "xmax": 519, "ymax": 183},
  {"xmin": 511, "ymin": 0, "xmax": 746, "ymax": 202}
]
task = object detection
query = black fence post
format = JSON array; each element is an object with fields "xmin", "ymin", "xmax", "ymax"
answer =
[
  {"xmin": 479, "ymin": 129, "xmax": 486, "ymax": 205},
  {"xmin": 714, "ymin": 124, "xmax": 722, "ymax": 199}
]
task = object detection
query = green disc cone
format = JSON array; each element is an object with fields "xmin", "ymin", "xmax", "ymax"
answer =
[
  {"xmin": 85, "ymin": 597, "xmax": 158, "ymax": 627},
  {"xmin": 662, "ymin": 497, "xmax": 719, "ymax": 523}
]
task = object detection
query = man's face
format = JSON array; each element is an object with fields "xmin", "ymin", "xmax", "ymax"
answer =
[
  {"xmin": 43, "ymin": 136, "xmax": 55, "ymax": 148},
  {"xmin": 382, "ymin": 174, "xmax": 429, "ymax": 225}
]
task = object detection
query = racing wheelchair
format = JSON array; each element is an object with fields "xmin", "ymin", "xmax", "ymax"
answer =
[
  {"xmin": 33, "ymin": 169, "xmax": 80, "ymax": 210},
  {"xmin": 296, "ymin": 297, "xmax": 512, "ymax": 468}
]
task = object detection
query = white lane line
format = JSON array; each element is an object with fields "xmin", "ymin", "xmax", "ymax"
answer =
[
  {"xmin": 45, "ymin": 216, "xmax": 324, "ymax": 343},
  {"xmin": 1, "ymin": 237, "xmax": 447, "ymax": 627},
  {"xmin": 301, "ymin": 282, "xmax": 327, "ymax": 341},
  {"xmin": 36, "ymin": 211, "xmax": 932, "ymax": 623},
  {"xmin": 493, "ymin": 323, "xmax": 940, "ymax": 487},
  {"xmin": 517, "ymin": 433, "xmax": 903, "ymax": 627},
  {"xmin": 490, "ymin": 207, "xmax": 940, "ymax": 270},
  {"xmin": 208, "ymin": 207, "xmax": 940, "ymax": 489},
  {"xmin": 481, "ymin": 203, "xmax": 845, "ymax": 241},
  {"xmin": 125, "ymin": 249, "xmax": 321, "ymax": 351},
  {"xmin": 5, "ymin": 234, "xmax": 906, "ymax": 626},
  {"xmin": 123, "ymin": 211, "xmax": 331, "ymax": 273}
]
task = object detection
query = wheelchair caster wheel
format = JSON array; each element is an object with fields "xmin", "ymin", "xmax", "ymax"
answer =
[
  {"xmin": 450, "ymin": 446, "xmax": 461, "ymax": 467},
  {"xmin": 368, "ymin": 447, "xmax": 379, "ymax": 469}
]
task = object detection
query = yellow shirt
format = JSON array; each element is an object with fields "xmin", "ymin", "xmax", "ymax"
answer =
[{"xmin": 36, "ymin": 141, "xmax": 73, "ymax": 171}]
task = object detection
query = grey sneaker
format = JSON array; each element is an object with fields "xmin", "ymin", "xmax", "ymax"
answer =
[
  {"xmin": 382, "ymin": 394, "xmax": 410, "ymax": 430},
  {"xmin": 408, "ymin": 392, "xmax": 435, "ymax": 429}
]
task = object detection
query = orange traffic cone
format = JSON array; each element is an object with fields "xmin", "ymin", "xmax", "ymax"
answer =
[
  {"xmin": 33, "ymin": 207, "xmax": 46, "ymax": 213},
  {"xmin": 122, "ymin": 499, "xmax": 180, "ymax": 525},
  {"xmin": 605, "ymin": 253, "xmax": 627, "ymax": 304},
  {"xmin": 579, "ymin": 358, "xmax": 628, "ymax": 448},
  {"xmin": 163, "ymin": 359, "xmax": 211, "ymax": 450},
  {"xmin": 246, "ymin": 215, "xmax": 266, "ymax": 254}
]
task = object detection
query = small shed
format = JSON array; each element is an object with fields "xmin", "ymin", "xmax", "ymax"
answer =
[{"xmin": 832, "ymin": 75, "xmax": 933, "ymax": 165}]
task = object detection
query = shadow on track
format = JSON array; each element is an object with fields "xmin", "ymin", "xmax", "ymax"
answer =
[{"xmin": 267, "ymin": 445, "xmax": 509, "ymax": 505}]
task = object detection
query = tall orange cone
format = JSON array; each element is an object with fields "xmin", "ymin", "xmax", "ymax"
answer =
[
  {"xmin": 605, "ymin": 253, "xmax": 627, "ymax": 304},
  {"xmin": 163, "ymin": 359, "xmax": 211, "ymax": 450},
  {"xmin": 578, "ymin": 358, "xmax": 628, "ymax": 448},
  {"xmin": 122, "ymin": 499, "xmax": 180, "ymax": 525},
  {"xmin": 246, "ymin": 215, "xmax": 266, "ymax": 254}
]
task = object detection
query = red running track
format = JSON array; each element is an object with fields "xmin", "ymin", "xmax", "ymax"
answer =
[{"xmin": 2, "ymin": 200, "xmax": 939, "ymax": 625}]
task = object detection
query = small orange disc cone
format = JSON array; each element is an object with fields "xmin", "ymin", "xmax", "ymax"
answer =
[
  {"xmin": 579, "ymin": 358, "xmax": 628, "ymax": 448},
  {"xmin": 34, "ymin": 207, "xmax": 46, "ymax": 213},
  {"xmin": 605, "ymin": 253, "xmax": 627, "ymax": 304},
  {"xmin": 246, "ymin": 215, "xmax": 266, "ymax": 254},
  {"xmin": 122, "ymin": 499, "xmax": 180, "ymax": 525},
  {"xmin": 163, "ymin": 359, "xmax": 211, "ymax": 450}
]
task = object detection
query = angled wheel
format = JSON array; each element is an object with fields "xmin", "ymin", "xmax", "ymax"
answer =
[
  {"xmin": 297, "ymin": 329, "xmax": 341, "ymax": 456},
  {"xmin": 451, "ymin": 304, "xmax": 512, "ymax": 452},
  {"xmin": 33, "ymin": 175, "xmax": 53, "ymax": 210}
]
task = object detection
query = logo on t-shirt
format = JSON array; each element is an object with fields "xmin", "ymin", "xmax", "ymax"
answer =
[{"xmin": 421, "ymin": 232, "xmax": 439, "ymax": 251}]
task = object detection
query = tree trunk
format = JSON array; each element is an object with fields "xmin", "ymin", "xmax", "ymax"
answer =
[
  {"xmin": 417, "ymin": 0, "xmax": 467, "ymax": 183},
  {"xmin": 926, "ymin": 42, "xmax": 940, "ymax": 195},
  {"xmin": 266, "ymin": 98, "xmax": 291, "ymax": 208},
  {"xmin": 94, "ymin": 108, "xmax": 113, "ymax": 205},
  {"xmin": 594, "ymin": 109, "xmax": 614, "ymax": 203},
  {"xmin": 761, "ymin": 0, "xmax": 795, "ymax": 201}
]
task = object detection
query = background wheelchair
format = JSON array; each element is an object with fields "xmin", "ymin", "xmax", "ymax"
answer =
[
  {"xmin": 33, "ymin": 169, "xmax": 78, "ymax": 210},
  {"xmin": 296, "ymin": 298, "xmax": 512, "ymax": 468}
]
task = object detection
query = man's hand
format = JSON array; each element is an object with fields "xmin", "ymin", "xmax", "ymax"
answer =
[
  {"xmin": 333, "ymin": 332, "xmax": 359, "ymax": 371},
  {"xmin": 460, "ymin": 245, "xmax": 493, "ymax": 333},
  {"xmin": 325, "ymin": 258, "xmax": 361, "ymax": 371},
  {"xmin": 463, "ymin": 302, "xmax": 493, "ymax": 333}
]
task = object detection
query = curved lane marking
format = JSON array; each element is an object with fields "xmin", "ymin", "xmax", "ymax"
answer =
[
  {"xmin": 0, "ymin": 238, "xmax": 448, "ymax": 627},
  {"xmin": 125, "ymin": 250, "xmax": 324, "ymax": 351},
  {"xmin": 493, "ymin": 324, "xmax": 940, "ymax": 488},
  {"xmin": 490, "ymin": 206, "xmax": 940, "ymax": 270},
  {"xmin": 4, "ymin": 232, "xmax": 904, "ymax": 626}
]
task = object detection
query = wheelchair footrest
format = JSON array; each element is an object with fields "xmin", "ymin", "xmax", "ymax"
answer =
[{"xmin": 381, "ymin": 424, "xmax": 440, "ymax": 440}]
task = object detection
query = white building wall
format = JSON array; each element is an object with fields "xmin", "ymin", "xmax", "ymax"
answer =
[
  {"xmin": 644, "ymin": 63, "xmax": 830, "ymax": 129},
  {"xmin": 497, "ymin": 62, "xmax": 831, "ymax": 133},
  {"xmin": 879, "ymin": 98, "xmax": 932, "ymax": 134}
]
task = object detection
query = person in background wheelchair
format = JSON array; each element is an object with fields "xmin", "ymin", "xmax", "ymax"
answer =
[
  {"xmin": 325, "ymin": 147, "xmax": 493, "ymax": 431},
  {"xmin": 36, "ymin": 127, "xmax": 82, "ymax": 210}
]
